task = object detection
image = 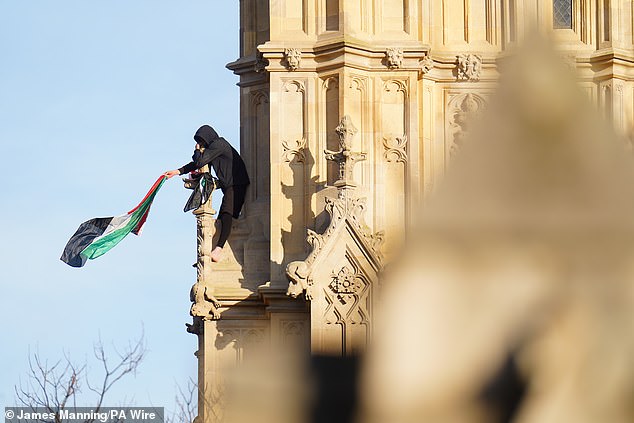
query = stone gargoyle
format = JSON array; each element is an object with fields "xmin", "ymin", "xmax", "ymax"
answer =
[{"xmin": 190, "ymin": 280, "xmax": 222, "ymax": 321}]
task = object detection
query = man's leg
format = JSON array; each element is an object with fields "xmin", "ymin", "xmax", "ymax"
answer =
[
  {"xmin": 217, "ymin": 212, "xmax": 233, "ymax": 246},
  {"xmin": 211, "ymin": 186, "xmax": 233, "ymax": 262},
  {"xmin": 211, "ymin": 185, "xmax": 247, "ymax": 262},
  {"xmin": 211, "ymin": 212, "xmax": 232, "ymax": 262}
]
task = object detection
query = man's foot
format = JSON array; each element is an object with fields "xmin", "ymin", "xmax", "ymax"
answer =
[{"xmin": 210, "ymin": 246, "xmax": 224, "ymax": 262}]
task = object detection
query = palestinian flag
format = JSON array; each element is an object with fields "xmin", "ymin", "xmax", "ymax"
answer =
[{"xmin": 61, "ymin": 175, "xmax": 167, "ymax": 267}]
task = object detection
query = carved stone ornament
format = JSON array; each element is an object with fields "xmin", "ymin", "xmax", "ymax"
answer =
[
  {"xmin": 284, "ymin": 48, "xmax": 302, "ymax": 71},
  {"xmin": 329, "ymin": 266, "xmax": 361, "ymax": 294},
  {"xmin": 282, "ymin": 138, "xmax": 307, "ymax": 163},
  {"xmin": 419, "ymin": 54, "xmax": 433, "ymax": 75},
  {"xmin": 448, "ymin": 92, "xmax": 486, "ymax": 156},
  {"xmin": 457, "ymin": 53, "xmax": 482, "ymax": 81},
  {"xmin": 385, "ymin": 47, "xmax": 404, "ymax": 69},
  {"xmin": 325, "ymin": 115, "xmax": 367, "ymax": 189},
  {"xmin": 187, "ymin": 280, "xmax": 222, "ymax": 333},
  {"xmin": 254, "ymin": 51, "xmax": 269, "ymax": 73},
  {"xmin": 286, "ymin": 116, "xmax": 384, "ymax": 301},
  {"xmin": 383, "ymin": 136, "xmax": 408, "ymax": 162},
  {"xmin": 323, "ymin": 258, "xmax": 371, "ymax": 330},
  {"xmin": 185, "ymin": 172, "xmax": 222, "ymax": 333}
]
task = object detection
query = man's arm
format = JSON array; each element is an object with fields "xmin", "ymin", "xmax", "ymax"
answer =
[
  {"xmin": 178, "ymin": 160, "xmax": 199, "ymax": 175},
  {"xmin": 165, "ymin": 159, "xmax": 197, "ymax": 179},
  {"xmin": 164, "ymin": 145, "xmax": 223, "ymax": 179}
]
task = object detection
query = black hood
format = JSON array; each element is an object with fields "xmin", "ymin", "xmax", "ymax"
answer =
[{"xmin": 193, "ymin": 125, "xmax": 219, "ymax": 148}]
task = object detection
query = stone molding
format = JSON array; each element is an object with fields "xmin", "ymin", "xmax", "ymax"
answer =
[{"xmin": 257, "ymin": 41, "xmax": 430, "ymax": 73}]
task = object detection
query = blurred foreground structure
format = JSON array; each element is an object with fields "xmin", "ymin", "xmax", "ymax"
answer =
[{"xmin": 187, "ymin": 2, "xmax": 634, "ymax": 422}]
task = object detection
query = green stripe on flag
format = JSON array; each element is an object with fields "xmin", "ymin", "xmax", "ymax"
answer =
[{"xmin": 80, "ymin": 177, "xmax": 165, "ymax": 261}]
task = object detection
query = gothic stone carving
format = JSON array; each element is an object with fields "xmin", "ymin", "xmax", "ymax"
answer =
[
  {"xmin": 282, "ymin": 138, "xmax": 307, "ymax": 163},
  {"xmin": 448, "ymin": 93, "xmax": 486, "ymax": 156},
  {"xmin": 325, "ymin": 116, "xmax": 367, "ymax": 188},
  {"xmin": 286, "ymin": 116, "xmax": 384, "ymax": 301},
  {"xmin": 284, "ymin": 48, "xmax": 302, "ymax": 71},
  {"xmin": 324, "ymin": 259, "xmax": 370, "ymax": 326},
  {"xmin": 254, "ymin": 51, "xmax": 269, "ymax": 73},
  {"xmin": 287, "ymin": 260, "xmax": 312, "ymax": 299},
  {"xmin": 186, "ymin": 178, "xmax": 221, "ymax": 333},
  {"xmin": 286, "ymin": 194, "xmax": 384, "ymax": 300},
  {"xmin": 383, "ymin": 136, "xmax": 408, "ymax": 162},
  {"xmin": 187, "ymin": 280, "xmax": 222, "ymax": 333},
  {"xmin": 419, "ymin": 54, "xmax": 433, "ymax": 75},
  {"xmin": 329, "ymin": 265, "xmax": 361, "ymax": 295},
  {"xmin": 385, "ymin": 47, "xmax": 404, "ymax": 69},
  {"xmin": 457, "ymin": 54, "xmax": 482, "ymax": 81}
]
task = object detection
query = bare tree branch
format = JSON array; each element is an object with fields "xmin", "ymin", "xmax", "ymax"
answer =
[
  {"xmin": 91, "ymin": 331, "xmax": 146, "ymax": 414},
  {"xmin": 167, "ymin": 378, "xmax": 198, "ymax": 423},
  {"xmin": 14, "ymin": 331, "xmax": 146, "ymax": 423}
]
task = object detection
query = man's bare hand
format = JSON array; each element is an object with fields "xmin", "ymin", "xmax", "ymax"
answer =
[{"xmin": 164, "ymin": 170, "xmax": 180, "ymax": 179}]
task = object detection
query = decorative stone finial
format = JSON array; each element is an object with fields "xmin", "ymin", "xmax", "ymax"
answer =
[
  {"xmin": 325, "ymin": 116, "xmax": 366, "ymax": 190},
  {"xmin": 285, "ymin": 115, "xmax": 384, "ymax": 345}
]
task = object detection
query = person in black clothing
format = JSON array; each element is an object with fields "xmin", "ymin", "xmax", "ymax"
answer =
[{"xmin": 165, "ymin": 125, "xmax": 250, "ymax": 262}]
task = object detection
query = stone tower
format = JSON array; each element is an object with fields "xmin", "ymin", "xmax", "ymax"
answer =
[{"xmin": 187, "ymin": 1, "xmax": 634, "ymax": 421}]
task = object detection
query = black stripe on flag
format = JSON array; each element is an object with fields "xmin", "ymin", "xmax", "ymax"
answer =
[{"xmin": 60, "ymin": 217, "xmax": 113, "ymax": 267}]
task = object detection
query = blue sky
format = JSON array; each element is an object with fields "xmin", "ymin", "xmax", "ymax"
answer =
[{"xmin": 0, "ymin": 1, "xmax": 240, "ymax": 414}]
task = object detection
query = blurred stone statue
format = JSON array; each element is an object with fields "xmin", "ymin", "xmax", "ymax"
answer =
[{"xmin": 359, "ymin": 37, "xmax": 634, "ymax": 423}]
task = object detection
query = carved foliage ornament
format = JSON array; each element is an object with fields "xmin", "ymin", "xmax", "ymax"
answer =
[
  {"xmin": 329, "ymin": 265, "xmax": 361, "ymax": 294},
  {"xmin": 324, "ymin": 260, "xmax": 370, "ymax": 326},
  {"xmin": 385, "ymin": 47, "xmax": 404, "ymax": 69},
  {"xmin": 284, "ymin": 48, "xmax": 302, "ymax": 71},
  {"xmin": 457, "ymin": 54, "xmax": 482, "ymax": 81},
  {"xmin": 383, "ymin": 136, "xmax": 408, "ymax": 163},
  {"xmin": 419, "ymin": 54, "xmax": 433, "ymax": 75},
  {"xmin": 282, "ymin": 138, "xmax": 307, "ymax": 163}
]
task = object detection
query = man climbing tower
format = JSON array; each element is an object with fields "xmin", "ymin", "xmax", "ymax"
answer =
[{"xmin": 165, "ymin": 125, "xmax": 250, "ymax": 262}]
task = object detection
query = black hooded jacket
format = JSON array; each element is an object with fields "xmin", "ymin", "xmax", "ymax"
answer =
[{"xmin": 178, "ymin": 125, "xmax": 250, "ymax": 188}]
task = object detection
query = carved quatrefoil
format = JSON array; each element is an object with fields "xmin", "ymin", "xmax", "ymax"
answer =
[{"xmin": 329, "ymin": 266, "xmax": 360, "ymax": 294}]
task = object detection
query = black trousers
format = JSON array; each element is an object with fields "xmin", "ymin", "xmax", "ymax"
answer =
[{"xmin": 216, "ymin": 184, "xmax": 248, "ymax": 247}]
